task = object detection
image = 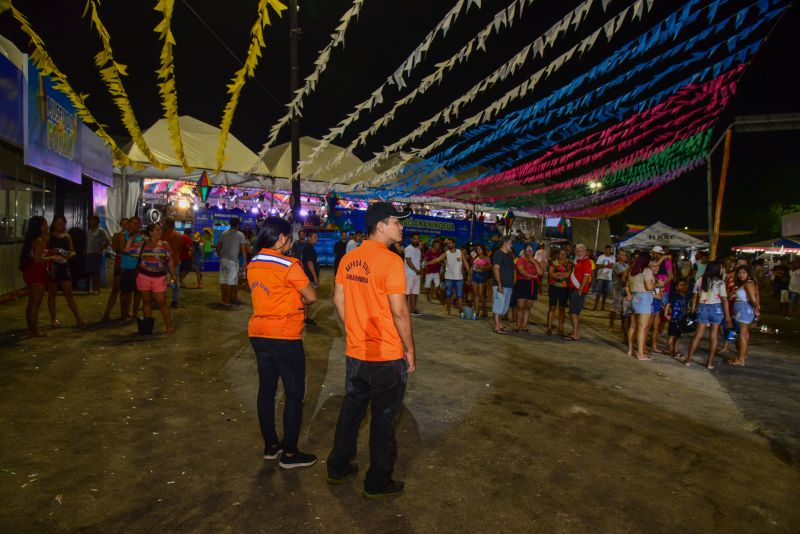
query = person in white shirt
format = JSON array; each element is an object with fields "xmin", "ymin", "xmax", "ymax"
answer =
[
  {"xmin": 789, "ymin": 259, "xmax": 800, "ymax": 318},
  {"xmin": 592, "ymin": 245, "xmax": 615, "ymax": 311},
  {"xmin": 346, "ymin": 231, "xmax": 362, "ymax": 254},
  {"xmin": 404, "ymin": 234, "xmax": 423, "ymax": 316},
  {"xmin": 215, "ymin": 217, "xmax": 248, "ymax": 307}
]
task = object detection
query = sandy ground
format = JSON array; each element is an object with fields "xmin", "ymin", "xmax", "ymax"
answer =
[{"xmin": 0, "ymin": 269, "xmax": 798, "ymax": 533}]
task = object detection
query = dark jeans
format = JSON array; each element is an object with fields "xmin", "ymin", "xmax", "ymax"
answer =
[
  {"xmin": 250, "ymin": 337, "xmax": 306, "ymax": 453},
  {"xmin": 327, "ymin": 357, "xmax": 408, "ymax": 492}
]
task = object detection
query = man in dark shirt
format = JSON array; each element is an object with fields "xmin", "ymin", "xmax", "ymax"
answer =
[
  {"xmin": 333, "ymin": 231, "xmax": 348, "ymax": 275},
  {"xmin": 302, "ymin": 232, "xmax": 320, "ymax": 325},
  {"xmin": 491, "ymin": 236, "xmax": 515, "ymax": 334}
]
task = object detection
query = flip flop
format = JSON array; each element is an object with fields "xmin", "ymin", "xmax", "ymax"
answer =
[
  {"xmin": 636, "ymin": 356, "xmax": 654, "ymax": 361},
  {"xmin": 562, "ymin": 336, "xmax": 579, "ymax": 341},
  {"xmin": 50, "ymin": 320, "xmax": 63, "ymax": 328},
  {"xmin": 493, "ymin": 329, "xmax": 508, "ymax": 335}
]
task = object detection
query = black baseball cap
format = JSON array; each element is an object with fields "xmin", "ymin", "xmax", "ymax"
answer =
[{"xmin": 365, "ymin": 202, "xmax": 411, "ymax": 229}]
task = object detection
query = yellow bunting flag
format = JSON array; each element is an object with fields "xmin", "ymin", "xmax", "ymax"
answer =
[
  {"xmin": 215, "ymin": 0, "xmax": 287, "ymax": 172},
  {"xmin": 85, "ymin": 0, "xmax": 165, "ymax": 169},
  {"xmin": 154, "ymin": 0, "xmax": 191, "ymax": 173}
]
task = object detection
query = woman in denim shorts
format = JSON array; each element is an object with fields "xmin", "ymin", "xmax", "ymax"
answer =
[
  {"xmin": 625, "ymin": 253, "xmax": 655, "ymax": 360},
  {"xmin": 685, "ymin": 262, "xmax": 733, "ymax": 369},
  {"xmin": 728, "ymin": 265, "xmax": 759, "ymax": 366}
]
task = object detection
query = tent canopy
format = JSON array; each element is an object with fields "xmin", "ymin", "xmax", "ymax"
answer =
[
  {"xmin": 618, "ymin": 221, "xmax": 709, "ymax": 250},
  {"xmin": 732, "ymin": 236, "xmax": 800, "ymax": 253},
  {"xmin": 120, "ymin": 116, "xmax": 269, "ymax": 184},
  {"xmin": 263, "ymin": 136, "xmax": 377, "ymax": 183}
]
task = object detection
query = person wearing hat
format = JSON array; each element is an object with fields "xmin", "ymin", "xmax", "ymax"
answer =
[{"xmin": 327, "ymin": 202, "xmax": 416, "ymax": 499}]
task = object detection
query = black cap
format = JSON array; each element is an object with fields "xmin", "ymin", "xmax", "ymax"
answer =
[{"xmin": 365, "ymin": 202, "xmax": 411, "ymax": 229}]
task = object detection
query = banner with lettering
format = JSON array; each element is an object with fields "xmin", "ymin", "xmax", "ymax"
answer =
[
  {"xmin": 24, "ymin": 57, "xmax": 81, "ymax": 184},
  {"xmin": 331, "ymin": 208, "xmax": 490, "ymax": 246}
]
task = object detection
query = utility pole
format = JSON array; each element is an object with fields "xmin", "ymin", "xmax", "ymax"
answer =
[{"xmin": 290, "ymin": 0, "xmax": 301, "ymax": 224}]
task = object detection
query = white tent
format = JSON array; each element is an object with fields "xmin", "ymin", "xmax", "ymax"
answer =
[
  {"xmin": 120, "ymin": 116, "xmax": 270, "ymax": 185},
  {"xmin": 618, "ymin": 221, "xmax": 709, "ymax": 250},
  {"xmin": 263, "ymin": 136, "xmax": 377, "ymax": 183}
]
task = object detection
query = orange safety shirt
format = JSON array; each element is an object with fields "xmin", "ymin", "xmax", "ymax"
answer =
[
  {"xmin": 247, "ymin": 249, "xmax": 310, "ymax": 340},
  {"xmin": 335, "ymin": 239, "xmax": 406, "ymax": 361}
]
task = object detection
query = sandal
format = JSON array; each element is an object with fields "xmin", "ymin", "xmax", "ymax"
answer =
[
  {"xmin": 50, "ymin": 320, "xmax": 63, "ymax": 328},
  {"xmin": 493, "ymin": 329, "xmax": 508, "ymax": 335},
  {"xmin": 545, "ymin": 329, "xmax": 552, "ymax": 335}
]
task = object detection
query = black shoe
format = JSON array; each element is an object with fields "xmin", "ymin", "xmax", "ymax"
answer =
[
  {"xmin": 410, "ymin": 311, "xmax": 422, "ymax": 317},
  {"xmin": 363, "ymin": 480, "xmax": 404, "ymax": 499},
  {"xmin": 263, "ymin": 442, "xmax": 282, "ymax": 460},
  {"xmin": 304, "ymin": 318, "xmax": 316, "ymax": 326},
  {"xmin": 278, "ymin": 451, "xmax": 317, "ymax": 469},
  {"xmin": 326, "ymin": 463, "xmax": 358, "ymax": 485},
  {"xmin": 171, "ymin": 301, "xmax": 179, "ymax": 309}
]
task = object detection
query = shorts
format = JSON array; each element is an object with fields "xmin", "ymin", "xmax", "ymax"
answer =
[
  {"xmin": 180, "ymin": 259, "xmax": 194, "ymax": 274},
  {"xmin": 424, "ymin": 272, "xmax": 441, "ymax": 288},
  {"xmin": 136, "ymin": 272, "xmax": 168, "ymax": 292},
  {"xmin": 47, "ymin": 262, "xmax": 72, "ymax": 282},
  {"xmin": 492, "ymin": 286, "xmax": 513, "ymax": 315},
  {"xmin": 220, "ymin": 258, "xmax": 239, "ymax": 286},
  {"xmin": 548, "ymin": 285, "xmax": 569, "ymax": 307},
  {"xmin": 778, "ymin": 289, "xmax": 790, "ymax": 304},
  {"xmin": 569, "ymin": 289, "xmax": 587, "ymax": 315},
  {"xmin": 194, "ymin": 253, "xmax": 205, "ymax": 270},
  {"xmin": 121, "ymin": 268, "xmax": 138, "ymax": 293},
  {"xmin": 651, "ymin": 296, "xmax": 664, "ymax": 314},
  {"xmin": 472, "ymin": 271, "xmax": 487, "ymax": 284},
  {"xmin": 87, "ymin": 253, "xmax": 104, "ymax": 275},
  {"xmin": 733, "ymin": 301, "xmax": 755, "ymax": 324},
  {"xmin": 631, "ymin": 292, "xmax": 653, "ymax": 315},
  {"xmin": 23, "ymin": 265, "xmax": 47, "ymax": 285},
  {"xmin": 790, "ymin": 291, "xmax": 800, "ymax": 305},
  {"xmin": 594, "ymin": 278, "xmax": 611, "ymax": 295},
  {"xmin": 114, "ymin": 255, "xmax": 122, "ymax": 276},
  {"xmin": 405, "ymin": 274, "xmax": 420, "ymax": 295},
  {"xmin": 696, "ymin": 303, "xmax": 724, "ymax": 326},
  {"xmin": 512, "ymin": 279, "xmax": 538, "ymax": 301},
  {"xmin": 445, "ymin": 279, "xmax": 464, "ymax": 299}
]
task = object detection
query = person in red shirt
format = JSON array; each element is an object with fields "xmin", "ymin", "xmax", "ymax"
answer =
[
  {"xmin": 327, "ymin": 202, "xmax": 416, "ymax": 499},
  {"xmin": 178, "ymin": 229, "xmax": 194, "ymax": 288},
  {"xmin": 162, "ymin": 218, "xmax": 185, "ymax": 309},
  {"xmin": 247, "ymin": 216, "xmax": 318, "ymax": 469},
  {"xmin": 565, "ymin": 243, "xmax": 593, "ymax": 341},
  {"xmin": 423, "ymin": 239, "xmax": 444, "ymax": 303}
]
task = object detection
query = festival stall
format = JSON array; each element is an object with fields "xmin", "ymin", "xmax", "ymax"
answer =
[{"xmin": 731, "ymin": 237, "xmax": 800, "ymax": 256}]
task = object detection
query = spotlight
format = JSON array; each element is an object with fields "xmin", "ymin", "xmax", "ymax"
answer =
[
  {"xmin": 177, "ymin": 198, "xmax": 190, "ymax": 210},
  {"xmin": 269, "ymin": 208, "xmax": 278, "ymax": 215},
  {"xmin": 300, "ymin": 209, "xmax": 308, "ymax": 217},
  {"xmin": 192, "ymin": 204, "xmax": 199, "ymax": 212},
  {"xmin": 250, "ymin": 206, "xmax": 260, "ymax": 214},
  {"xmin": 587, "ymin": 181, "xmax": 603, "ymax": 192}
]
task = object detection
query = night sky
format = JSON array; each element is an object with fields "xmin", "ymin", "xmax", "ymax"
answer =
[{"xmin": 1, "ymin": 1, "xmax": 798, "ymax": 238}]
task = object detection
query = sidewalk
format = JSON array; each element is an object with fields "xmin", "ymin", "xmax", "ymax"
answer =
[{"xmin": 1, "ymin": 271, "xmax": 798, "ymax": 532}]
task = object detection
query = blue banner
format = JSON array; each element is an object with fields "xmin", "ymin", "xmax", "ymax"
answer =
[
  {"xmin": 79, "ymin": 123, "xmax": 113, "ymax": 186},
  {"xmin": 24, "ymin": 58, "xmax": 81, "ymax": 184},
  {"xmin": 330, "ymin": 209, "xmax": 491, "ymax": 246},
  {"xmin": 0, "ymin": 52, "xmax": 23, "ymax": 146},
  {"xmin": 192, "ymin": 207, "xmax": 260, "ymax": 272}
]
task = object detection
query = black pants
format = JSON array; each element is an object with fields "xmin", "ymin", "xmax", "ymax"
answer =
[
  {"xmin": 327, "ymin": 357, "xmax": 407, "ymax": 492},
  {"xmin": 250, "ymin": 338, "xmax": 306, "ymax": 453}
]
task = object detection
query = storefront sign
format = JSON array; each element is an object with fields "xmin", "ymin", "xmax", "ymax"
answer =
[
  {"xmin": 331, "ymin": 209, "xmax": 490, "ymax": 245},
  {"xmin": 23, "ymin": 58, "xmax": 81, "ymax": 184},
  {"xmin": 79, "ymin": 123, "xmax": 113, "ymax": 186}
]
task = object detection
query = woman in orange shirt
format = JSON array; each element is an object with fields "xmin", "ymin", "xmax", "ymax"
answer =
[{"xmin": 247, "ymin": 217, "xmax": 318, "ymax": 469}]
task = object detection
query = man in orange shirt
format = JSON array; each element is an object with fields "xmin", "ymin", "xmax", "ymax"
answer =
[
  {"xmin": 247, "ymin": 217, "xmax": 318, "ymax": 469},
  {"xmin": 327, "ymin": 202, "xmax": 416, "ymax": 499}
]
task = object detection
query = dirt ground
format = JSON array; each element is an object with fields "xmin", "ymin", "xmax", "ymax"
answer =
[{"xmin": 1, "ymin": 270, "xmax": 798, "ymax": 533}]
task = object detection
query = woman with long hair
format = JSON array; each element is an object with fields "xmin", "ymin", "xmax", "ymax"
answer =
[
  {"xmin": 727, "ymin": 265, "xmax": 759, "ymax": 366},
  {"xmin": 471, "ymin": 244, "xmax": 491, "ymax": 318},
  {"xmin": 19, "ymin": 216, "xmax": 56, "ymax": 336},
  {"xmin": 626, "ymin": 253, "xmax": 655, "ymax": 360},
  {"xmin": 46, "ymin": 214, "xmax": 86, "ymax": 328},
  {"xmin": 685, "ymin": 261, "xmax": 733, "ymax": 368},
  {"xmin": 126, "ymin": 223, "xmax": 175, "ymax": 334},
  {"xmin": 513, "ymin": 245, "xmax": 544, "ymax": 332},
  {"xmin": 546, "ymin": 248, "xmax": 571, "ymax": 336}
]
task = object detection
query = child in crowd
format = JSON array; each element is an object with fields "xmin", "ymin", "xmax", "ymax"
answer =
[{"xmin": 664, "ymin": 279, "xmax": 691, "ymax": 359}]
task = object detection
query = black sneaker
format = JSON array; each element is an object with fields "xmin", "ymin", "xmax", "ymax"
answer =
[
  {"xmin": 278, "ymin": 451, "xmax": 317, "ymax": 469},
  {"xmin": 410, "ymin": 311, "xmax": 423, "ymax": 317},
  {"xmin": 171, "ymin": 301, "xmax": 179, "ymax": 309},
  {"xmin": 363, "ymin": 480, "xmax": 404, "ymax": 499},
  {"xmin": 326, "ymin": 463, "xmax": 358, "ymax": 485},
  {"xmin": 304, "ymin": 318, "xmax": 316, "ymax": 326},
  {"xmin": 263, "ymin": 443, "xmax": 282, "ymax": 460}
]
